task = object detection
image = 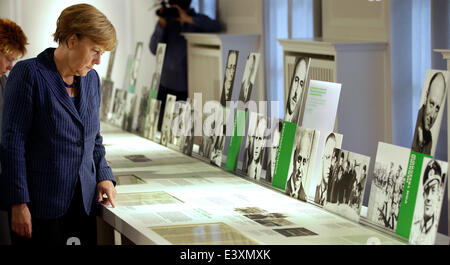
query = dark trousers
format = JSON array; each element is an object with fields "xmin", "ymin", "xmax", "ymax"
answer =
[
  {"xmin": 156, "ymin": 85, "xmax": 188, "ymax": 131},
  {"xmin": 9, "ymin": 181, "xmax": 97, "ymax": 246},
  {"xmin": 0, "ymin": 210, "xmax": 11, "ymax": 245}
]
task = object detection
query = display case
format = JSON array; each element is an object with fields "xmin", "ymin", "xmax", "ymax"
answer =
[{"xmin": 98, "ymin": 123, "xmax": 407, "ymax": 245}]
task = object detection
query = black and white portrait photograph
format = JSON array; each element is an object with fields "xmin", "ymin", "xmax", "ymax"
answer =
[
  {"xmin": 285, "ymin": 127, "xmax": 319, "ymax": 202},
  {"xmin": 110, "ymin": 88, "xmax": 128, "ymax": 127},
  {"xmin": 105, "ymin": 44, "xmax": 117, "ymax": 81},
  {"xmin": 210, "ymin": 123, "xmax": 225, "ymax": 167},
  {"xmin": 366, "ymin": 142, "xmax": 410, "ymax": 231},
  {"xmin": 314, "ymin": 132, "xmax": 343, "ymax": 206},
  {"xmin": 238, "ymin": 53, "xmax": 260, "ymax": 103},
  {"xmin": 129, "ymin": 42, "xmax": 143, "ymax": 92},
  {"xmin": 220, "ymin": 50, "xmax": 239, "ymax": 107},
  {"xmin": 181, "ymin": 99, "xmax": 195, "ymax": 156},
  {"xmin": 150, "ymin": 72, "xmax": 161, "ymax": 92},
  {"xmin": 122, "ymin": 93, "xmax": 138, "ymax": 132},
  {"xmin": 144, "ymin": 98, "xmax": 161, "ymax": 141},
  {"xmin": 324, "ymin": 148, "xmax": 371, "ymax": 222},
  {"xmin": 199, "ymin": 130, "xmax": 214, "ymax": 160},
  {"xmin": 244, "ymin": 114, "xmax": 269, "ymax": 180},
  {"xmin": 284, "ymin": 57, "xmax": 311, "ymax": 124},
  {"xmin": 155, "ymin": 43, "xmax": 166, "ymax": 73},
  {"xmin": 160, "ymin": 94, "xmax": 177, "ymax": 146},
  {"xmin": 242, "ymin": 112, "xmax": 260, "ymax": 173},
  {"xmin": 168, "ymin": 101, "xmax": 188, "ymax": 151},
  {"xmin": 411, "ymin": 70, "xmax": 448, "ymax": 156},
  {"xmin": 136, "ymin": 86, "xmax": 150, "ymax": 135},
  {"xmin": 409, "ymin": 158, "xmax": 447, "ymax": 245},
  {"xmin": 200, "ymin": 106, "xmax": 223, "ymax": 160},
  {"xmin": 263, "ymin": 119, "xmax": 283, "ymax": 184},
  {"xmin": 100, "ymin": 79, "xmax": 114, "ymax": 121},
  {"xmin": 149, "ymin": 43, "xmax": 166, "ymax": 93}
]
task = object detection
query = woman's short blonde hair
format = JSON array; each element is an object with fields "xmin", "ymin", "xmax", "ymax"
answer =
[
  {"xmin": 0, "ymin": 18, "xmax": 28, "ymax": 57},
  {"xmin": 53, "ymin": 4, "xmax": 117, "ymax": 51}
]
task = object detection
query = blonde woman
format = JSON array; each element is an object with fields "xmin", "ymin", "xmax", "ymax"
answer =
[{"xmin": 0, "ymin": 4, "xmax": 117, "ymax": 245}]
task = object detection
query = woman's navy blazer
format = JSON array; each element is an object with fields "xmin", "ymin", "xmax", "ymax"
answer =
[{"xmin": 0, "ymin": 48, "xmax": 115, "ymax": 218}]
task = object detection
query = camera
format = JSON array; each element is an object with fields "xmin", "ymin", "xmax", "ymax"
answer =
[{"xmin": 156, "ymin": 0, "xmax": 192, "ymax": 19}]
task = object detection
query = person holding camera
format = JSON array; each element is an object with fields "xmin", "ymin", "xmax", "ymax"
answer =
[{"xmin": 149, "ymin": 0, "xmax": 222, "ymax": 131}]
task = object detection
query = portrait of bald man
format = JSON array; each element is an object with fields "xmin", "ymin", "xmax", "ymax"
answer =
[
  {"xmin": 412, "ymin": 71, "xmax": 447, "ymax": 156},
  {"xmin": 285, "ymin": 128, "xmax": 315, "ymax": 201},
  {"xmin": 220, "ymin": 50, "xmax": 239, "ymax": 107},
  {"xmin": 285, "ymin": 57, "xmax": 310, "ymax": 124}
]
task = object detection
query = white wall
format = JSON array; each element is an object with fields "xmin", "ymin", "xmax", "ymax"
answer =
[
  {"xmin": 322, "ymin": 0, "xmax": 390, "ymax": 42},
  {"xmin": 1, "ymin": 0, "xmax": 159, "ymax": 94}
]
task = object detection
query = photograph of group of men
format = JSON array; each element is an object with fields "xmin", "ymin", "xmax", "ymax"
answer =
[
  {"xmin": 323, "ymin": 148, "xmax": 370, "ymax": 221},
  {"xmin": 371, "ymin": 159, "xmax": 406, "ymax": 230}
]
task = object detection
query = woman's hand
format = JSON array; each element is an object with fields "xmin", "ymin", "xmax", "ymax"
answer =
[
  {"xmin": 97, "ymin": 180, "xmax": 116, "ymax": 208},
  {"xmin": 11, "ymin": 203, "xmax": 32, "ymax": 238}
]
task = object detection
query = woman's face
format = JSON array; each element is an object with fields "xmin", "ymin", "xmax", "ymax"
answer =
[
  {"xmin": 0, "ymin": 51, "xmax": 18, "ymax": 76},
  {"xmin": 67, "ymin": 35, "xmax": 104, "ymax": 76}
]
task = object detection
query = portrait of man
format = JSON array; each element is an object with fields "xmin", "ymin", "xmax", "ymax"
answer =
[
  {"xmin": 122, "ymin": 93, "xmax": 138, "ymax": 132},
  {"xmin": 220, "ymin": 50, "xmax": 239, "ymax": 107},
  {"xmin": 105, "ymin": 45, "xmax": 117, "ymax": 80},
  {"xmin": 136, "ymin": 86, "xmax": 151, "ymax": 135},
  {"xmin": 238, "ymin": 53, "xmax": 259, "ymax": 103},
  {"xmin": 149, "ymin": 43, "xmax": 166, "ymax": 96},
  {"xmin": 412, "ymin": 71, "xmax": 447, "ymax": 156},
  {"xmin": 242, "ymin": 112, "xmax": 259, "ymax": 173},
  {"xmin": 247, "ymin": 116, "xmax": 268, "ymax": 180},
  {"xmin": 315, "ymin": 132, "xmax": 337, "ymax": 206},
  {"xmin": 150, "ymin": 72, "xmax": 161, "ymax": 91},
  {"xmin": 100, "ymin": 80, "xmax": 114, "ymax": 121},
  {"xmin": 329, "ymin": 150, "xmax": 345, "ymax": 204},
  {"xmin": 285, "ymin": 57, "xmax": 310, "ymax": 124},
  {"xmin": 155, "ymin": 44, "xmax": 165, "ymax": 70},
  {"xmin": 200, "ymin": 114, "xmax": 216, "ymax": 159},
  {"xmin": 210, "ymin": 124, "xmax": 226, "ymax": 167},
  {"xmin": 145, "ymin": 99, "xmax": 161, "ymax": 141},
  {"xmin": 129, "ymin": 42, "xmax": 143, "ymax": 90},
  {"xmin": 160, "ymin": 94, "xmax": 176, "ymax": 146},
  {"xmin": 169, "ymin": 101, "xmax": 187, "ymax": 148},
  {"xmin": 265, "ymin": 119, "xmax": 283, "ymax": 183},
  {"xmin": 110, "ymin": 89, "xmax": 127, "ymax": 127},
  {"xmin": 410, "ymin": 159, "xmax": 447, "ymax": 245},
  {"xmin": 285, "ymin": 128, "xmax": 315, "ymax": 201},
  {"xmin": 181, "ymin": 99, "xmax": 195, "ymax": 156}
]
